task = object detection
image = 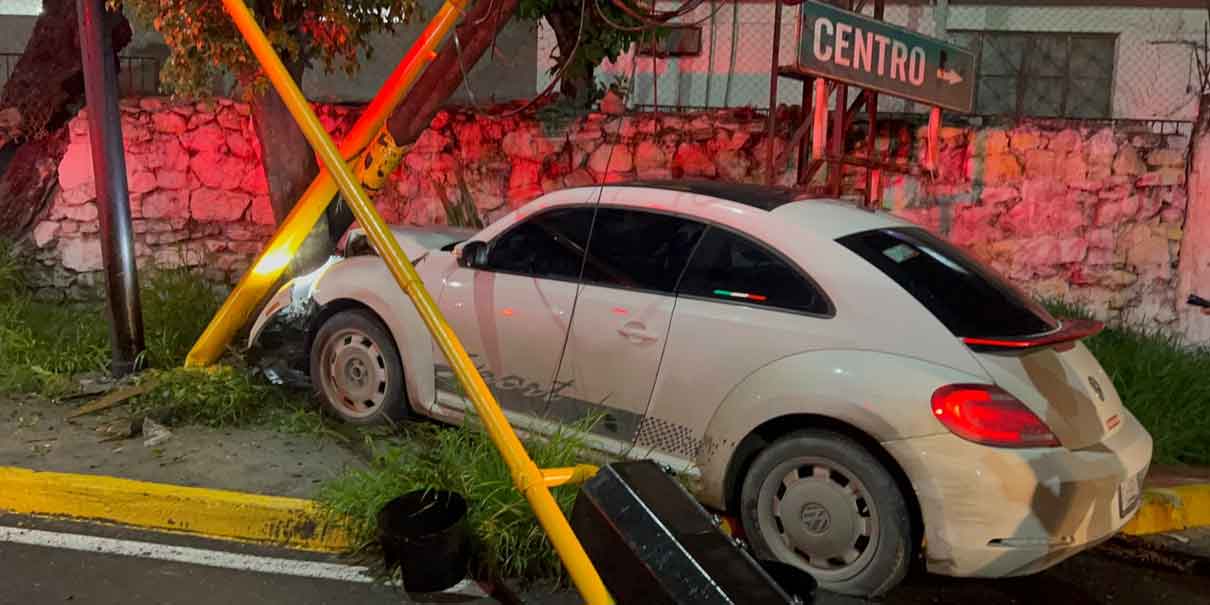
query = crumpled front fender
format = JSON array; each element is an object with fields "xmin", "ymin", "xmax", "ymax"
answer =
[{"xmin": 245, "ymin": 260, "xmax": 334, "ymax": 388}]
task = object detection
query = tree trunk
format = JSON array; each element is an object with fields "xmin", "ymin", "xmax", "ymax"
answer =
[
  {"xmin": 545, "ymin": 6, "xmax": 594, "ymax": 106},
  {"xmin": 251, "ymin": 54, "xmax": 319, "ymax": 225},
  {"xmin": 1178, "ymin": 93, "xmax": 1210, "ymax": 345},
  {"xmin": 310, "ymin": 0, "xmax": 521, "ymax": 244},
  {"xmin": 0, "ymin": 130, "xmax": 69, "ymax": 234},
  {"xmin": 384, "ymin": 0, "xmax": 521, "ymax": 146},
  {"xmin": 0, "ymin": 0, "xmax": 131, "ymax": 237}
]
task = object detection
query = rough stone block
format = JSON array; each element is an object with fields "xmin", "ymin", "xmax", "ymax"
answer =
[
  {"xmin": 1113, "ymin": 146, "xmax": 1145, "ymax": 176},
  {"xmin": 1011, "ymin": 128, "xmax": 1044, "ymax": 151},
  {"xmin": 32, "ymin": 221, "xmax": 60, "ymax": 248},
  {"xmin": 982, "ymin": 153, "xmax": 1022, "ymax": 185},
  {"xmin": 152, "ymin": 111, "xmax": 188, "ymax": 134},
  {"xmin": 182, "ymin": 123, "xmax": 226, "ymax": 153},
  {"xmin": 1048, "ymin": 129, "xmax": 1082, "ymax": 153},
  {"xmin": 141, "ymin": 190, "xmax": 189, "ymax": 220},
  {"xmin": 674, "ymin": 143, "xmax": 716, "ymax": 178},
  {"xmin": 1025, "ymin": 149, "xmax": 1057, "ymax": 179},
  {"xmin": 191, "ymin": 188, "xmax": 251, "ymax": 222},
  {"xmin": 58, "ymin": 237, "xmax": 103, "ymax": 272},
  {"xmin": 1147, "ymin": 148, "xmax": 1185, "ymax": 167},
  {"xmin": 589, "ymin": 144, "xmax": 634, "ymax": 177},
  {"xmin": 58, "ymin": 142, "xmax": 94, "ymax": 191},
  {"xmin": 128, "ymin": 171, "xmax": 157, "ymax": 194},
  {"xmin": 1124, "ymin": 223, "xmax": 1170, "ymax": 267},
  {"xmin": 249, "ymin": 195, "xmax": 275, "ymax": 225},
  {"xmin": 633, "ymin": 140, "xmax": 667, "ymax": 173}
]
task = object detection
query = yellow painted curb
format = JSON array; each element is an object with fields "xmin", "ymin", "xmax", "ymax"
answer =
[
  {"xmin": 1122, "ymin": 484, "xmax": 1210, "ymax": 536},
  {"xmin": 0, "ymin": 466, "xmax": 354, "ymax": 552}
]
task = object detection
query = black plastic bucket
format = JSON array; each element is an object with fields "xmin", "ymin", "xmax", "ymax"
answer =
[
  {"xmin": 377, "ymin": 490, "xmax": 471, "ymax": 593},
  {"xmin": 758, "ymin": 560, "xmax": 818, "ymax": 604}
]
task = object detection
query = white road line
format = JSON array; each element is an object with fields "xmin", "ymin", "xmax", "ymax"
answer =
[
  {"xmin": 0, "ymin": 526, "xmax": 490, "ymax": 596},
  {"xmin": 0, "ymin": 526, "xmax": 376, "ymax": 583}
]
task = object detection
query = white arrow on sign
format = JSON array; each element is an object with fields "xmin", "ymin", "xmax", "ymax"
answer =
[{"xmin": 937, "ymin": 68, "xmax": 963, "ymax": 85}]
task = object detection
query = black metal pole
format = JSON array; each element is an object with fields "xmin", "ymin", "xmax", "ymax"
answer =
[
  {"xmin": 766, "ymin": 0, "xmax": 783, "ymax": 185},
  {"xmin": 77, "ymin": 0, "xmax": 145, "ymax": 377}
]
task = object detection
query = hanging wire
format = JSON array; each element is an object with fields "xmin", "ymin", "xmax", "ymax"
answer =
[
  {"xmin": 452, "ymin": 0, "xmax": 588, "ymax": 119},
  {"xmin": 592, "ymin": 0, "xmax": 728, "ymax": 34},
  {"xmin": 704, "ymin": 0, "xmax": 717, "ymax": 107},
  {"xmin": 723, "ymin": 0, "xmax": 738, "ymax": 107},
  {"xmin": 609, "ymin": 0, "xmax": 707, "ymax": 26}
]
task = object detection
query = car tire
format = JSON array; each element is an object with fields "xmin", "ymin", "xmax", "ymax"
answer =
[
  {"xmin": 739, "ymin": 429, "xmax": 912, "ymax": 598},
  {"xmin": 310, "ymin": 309, "xmax": 411, "ymax": 425}
]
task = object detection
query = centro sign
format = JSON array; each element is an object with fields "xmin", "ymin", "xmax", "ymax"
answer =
[{"xmin": 796, "ymin": 1, "xmax": 976, "ymax": 113}]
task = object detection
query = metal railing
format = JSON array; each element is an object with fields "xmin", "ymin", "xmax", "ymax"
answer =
[{"xmin": 0, "ymin": 52, "xmax": 161, "ymax": 97}]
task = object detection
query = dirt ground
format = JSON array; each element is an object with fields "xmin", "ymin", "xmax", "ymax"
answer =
[{"xmin": 0, "ymin": 393, "xmax": 364, "ymax": 499}]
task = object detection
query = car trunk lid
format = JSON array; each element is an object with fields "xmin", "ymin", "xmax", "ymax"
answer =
[
  {"xmin": 974, "ymin": 339, "xmax": 1124, "ymax": 450},
  {"xmin": 835, "ymin": 226, "xmax": 1123, "ymax": 449}
]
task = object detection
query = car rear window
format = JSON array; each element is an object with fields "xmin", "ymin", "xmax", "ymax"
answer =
[{"xmin": 837, "ymin": 227, "xmax": 1058, "ymax": 338}]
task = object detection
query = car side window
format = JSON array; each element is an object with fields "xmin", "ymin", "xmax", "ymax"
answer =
[
  {"xmin": 486, "ymin": 207, "xmax": 593, "ymax": 280},
  {"xmin": 678, "ymin": 227, "xmax": 828, "ymax": 315},
  {"xmin": 580, "ymin": 208, "xmax": 707, "ymax": 294}
]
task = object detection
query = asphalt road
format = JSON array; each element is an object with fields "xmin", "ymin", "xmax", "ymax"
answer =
[{"xmin": 1, "ymin": 514, "xmax": 1207, "ymax": 605}]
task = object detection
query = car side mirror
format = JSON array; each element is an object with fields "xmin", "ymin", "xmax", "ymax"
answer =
[{"xmin": 458, "ymin": 241, "xmax": 488, "ymax": 269}]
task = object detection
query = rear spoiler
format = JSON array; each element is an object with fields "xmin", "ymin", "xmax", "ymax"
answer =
[{"xmin": 962, "ymin": 319, "xmax": 1104, "ymax": 352}]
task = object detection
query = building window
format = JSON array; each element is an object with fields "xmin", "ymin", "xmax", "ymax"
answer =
[
  {"xmin": 950, "ymin": 31, "xmax": 1117, "ymax": 119},
  {"xmin": 636, "ymin": 25, "xmax": 703, "ymax": 58},
  {"xmin": 1, "ymin": 0, "xmax": 42, "ymax": 15}
]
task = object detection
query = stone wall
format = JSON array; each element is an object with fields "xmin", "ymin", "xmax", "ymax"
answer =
[
  {"xmin": 29, "ymin": 97, "xmax": 1195, "ymax": 336},
  {"xmin": 880, "ymin": 121, "xmax": 1189, "ymax": 328},
  {"xmin": 28, "ymin": 97, "xmax": 277, "ymax": 301}
]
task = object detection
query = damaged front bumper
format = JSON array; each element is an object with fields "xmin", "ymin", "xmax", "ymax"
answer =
[{"xmin": 245, "ymin": 261, "xmax": 332, "ymax": 389}]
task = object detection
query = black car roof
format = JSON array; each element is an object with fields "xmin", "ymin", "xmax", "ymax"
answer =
[{"xmin": 599, "ymin": 179, "xmax": 809, "ymax": 212}]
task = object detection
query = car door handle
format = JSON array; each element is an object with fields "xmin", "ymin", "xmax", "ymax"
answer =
[{"xmin": 618, "ymin": 324, "xmax": 658, "ymax": 344}]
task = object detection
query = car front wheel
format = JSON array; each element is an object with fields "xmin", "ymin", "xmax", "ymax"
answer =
[
  {"xmin": 310, "ymin": 309, "xmax": 410, "ymax": 424},
  {"xmin": 739, "ymin": 429, "xmax": 912, "ymax": 597}
]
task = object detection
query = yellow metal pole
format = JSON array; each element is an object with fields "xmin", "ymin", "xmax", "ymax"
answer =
[
  {"xmin": 219, "ymin": 3, "xmax": 613, "ymax": 603},
  {"xmin": 541, "ymin": 465, "xmax": 600, "ymax": 487},
  {"xmin": 185, "ymin": 0, "xmax": 467, "ymax": 368}
]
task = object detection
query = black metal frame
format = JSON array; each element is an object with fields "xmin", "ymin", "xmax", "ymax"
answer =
[{"xmin": 770, "ymin": 0, "xmax": 897, "ymax": 208}]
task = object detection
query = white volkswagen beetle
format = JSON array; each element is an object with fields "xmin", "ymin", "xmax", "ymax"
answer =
[{"xmin": 248, "ymin": 180, "xmax": 1152, "ymax": 597}]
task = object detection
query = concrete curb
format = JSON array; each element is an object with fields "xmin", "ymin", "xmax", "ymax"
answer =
[
  {"xmin": 3, "ymin": 464, "xmax": 1206, "ymax": 554},
  {"xmin": 1123, "ymin": 484, "xmax": 1210, "ymax": 536},
  {"xmin": 0, "ymin": 466, "xmax": 353, "ymax": 552}
]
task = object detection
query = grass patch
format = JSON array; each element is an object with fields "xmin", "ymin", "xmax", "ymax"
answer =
[
  {"xmin": 0, "ymin": 296, "xmax": 110, "ymax": 396},
  {"xmin": 0, "ymin": 248, "xmax": 314, "ymax": 428},
  {"xmin": 128, "ymin": 366, "xmax": 298, "ymax": 428},
  {"xmin": 139, "ymin": 267, "xmax": 225, "ymax": 369},
  {"xmin": 0, "ymin": 256, "xmax": 227, "ymax": 397},
  {"xmin": 319, "ymin": 418, "xmax": 593, "ymax": 582},
  {"xmin": 1047, "ymin": 300, "xmax": 1210, "ymax": 465}
]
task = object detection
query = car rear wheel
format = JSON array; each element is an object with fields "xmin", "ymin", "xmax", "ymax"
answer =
[
  {"xmin": 310, "ymin": 309, "xmax": 410, "ymax": 424},
  {"xmin": 739, "ymin": 429, "xmax": 912, "ymax": 597}
]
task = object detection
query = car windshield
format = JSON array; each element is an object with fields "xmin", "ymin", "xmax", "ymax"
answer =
[{"xmin": 837, "ymin": 227, "xmax": 1059, "ymax": 339}]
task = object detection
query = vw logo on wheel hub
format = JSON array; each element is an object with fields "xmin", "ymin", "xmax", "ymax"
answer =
[{"xmin": 800, "ymin": 503, "xmax": 831, "ymax": 535}]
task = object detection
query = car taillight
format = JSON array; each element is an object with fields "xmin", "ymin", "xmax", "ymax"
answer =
[{"xmin": 931, "ymin": 384, "xmax": 1061, "ymax": 448}]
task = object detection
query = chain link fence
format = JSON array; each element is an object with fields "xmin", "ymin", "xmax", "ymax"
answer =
[
  {"xmin": 0, "ymin": 53, "xmax": 162, "ymax": 97},
  {"xmin": 538, "ymin": 1, "xmax": 1207, "ymax": 133}
]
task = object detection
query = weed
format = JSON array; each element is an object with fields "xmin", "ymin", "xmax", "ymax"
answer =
[
  {"xmin": 0, "ymin": 265, "xmax": 224, "ymax": 398},
  {"xmin": 266, "ymin": 404, "xmax": 343, "ymax": 439},
  {"xmin": 435, "ymin": 158, "xmax": 485, "ymax": 230},
  {"xmin": 1047, "ymin": 301, "xmax": 1210, "ymax": 465},
  {"xmin": 319, "ymin": 418, "xmax": 594, "ymax": 582},
  {"xmin": 0, "ymin": 296, "xmax": 109, "ymax": 395},
  {"xmin": 138, "ymin": 266, "xmax": 224, "ymax": 368},
  {"xmin": 0, "ymin": 238, "xmax": 28, "ymax": 297},
  {"xmin": 129, "ymin": 365, "xmax": 295, "ymax": 428}
]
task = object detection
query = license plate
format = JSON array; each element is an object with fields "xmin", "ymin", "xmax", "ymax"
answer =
[{"xmin": 1118, "ymin": 475, "xmax": 1141, "ymax": 518}]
